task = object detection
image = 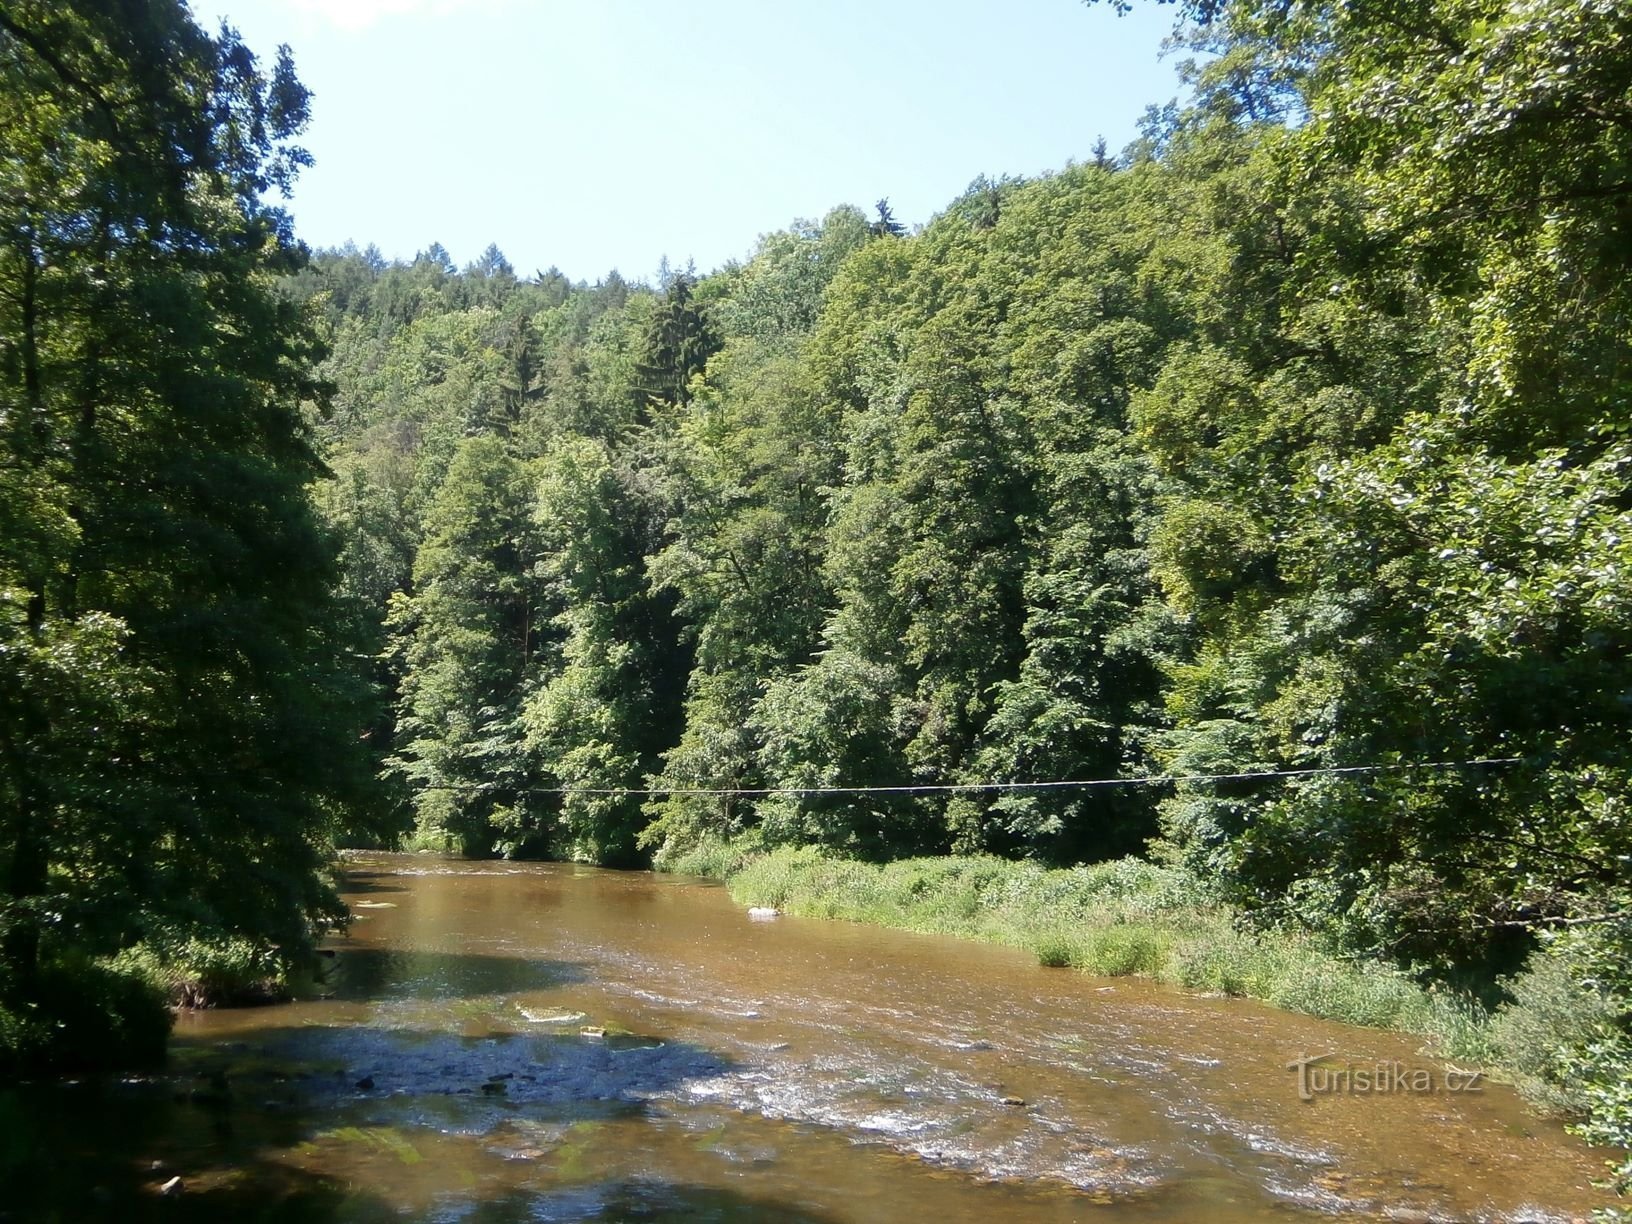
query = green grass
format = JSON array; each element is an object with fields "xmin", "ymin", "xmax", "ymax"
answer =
[
  {"xmin": 402, "ymin": 826, "xmax": 463, "ymax": 856},
  {"xmin": 657, "ymin": 832, "xmax": 766, "ymax": 880},
  {"xmin": 114, "ymin": 928, "xmax": 290, "ymax": 1009},
  {"xmin": 661, "ymin": 837, "xmax": 1610, "ymax": 1104}
]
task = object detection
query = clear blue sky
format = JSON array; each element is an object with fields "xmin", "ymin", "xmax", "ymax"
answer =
[{"xmin": 188, "ymin": 0, "xmax": 1187, "ymax": 283}]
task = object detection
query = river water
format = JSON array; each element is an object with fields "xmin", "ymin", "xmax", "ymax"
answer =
[{"xmin": 3, "ymin": 855, "xmax": 1612, "ymax": 1221}]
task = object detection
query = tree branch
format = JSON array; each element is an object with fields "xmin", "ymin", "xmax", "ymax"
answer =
[{"xmin": 0, "ymin": 8, "xmax": 122, "ymax": 141}]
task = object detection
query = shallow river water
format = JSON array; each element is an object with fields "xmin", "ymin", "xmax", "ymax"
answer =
[{"xmin": 3, "ymin": 855, "xmax": 1615, "ymax": 1221}]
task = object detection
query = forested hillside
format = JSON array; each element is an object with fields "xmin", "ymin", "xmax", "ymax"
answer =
[
  {"xmin": 308, "ymin": 9, "xmax": 1632, "ymax": 962},
  {"xmin": 285, "ymin": 0, "xmax": 1632, "ymax": 1185},
  {"xmin": 5, "ymin": 0, "xmax": 1632, "ymax": 1200}
]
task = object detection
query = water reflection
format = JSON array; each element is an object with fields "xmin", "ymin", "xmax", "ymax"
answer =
[
  {"xmin": 5, "ymin": 855, "xmax": 1614, "ymax": 1223},
  {"xmin": 321, "ymin": 949, "xmax": 589, "ymax": 1002}
]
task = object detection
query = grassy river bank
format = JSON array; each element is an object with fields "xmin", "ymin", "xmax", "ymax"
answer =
[{"xmin": 660, "ymin": 836, "xmax": 1628, "ymax": 1191}]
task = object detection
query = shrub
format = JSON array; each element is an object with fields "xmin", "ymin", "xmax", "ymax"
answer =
[
  {"xmin": 655, "ymin": 832, "xmax": 764, "ymax": 879},
  {"xmin": 0, "ymin": 959, "xmax": 170, "ymax": 1076},
  {"xmin": 115, "ymin": 928, "xmax": 289, "ymax": 1009},
  {"xmin": 1490, "ymin": 944, "xmax": 1622, "ymax": 1116},
  {"xmin": 1171, "ymin": 924, "xmax": 1275, "ymax": 997},
  {"xmin": 1073, "ymin": 924, "xmax": 1173, "ymax": 976},
  {"xmin": 1034, "ymin": 932, "xmax": 1082, "ymax": 968}
]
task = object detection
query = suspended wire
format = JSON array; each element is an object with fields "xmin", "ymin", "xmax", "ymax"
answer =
[{"xmin": 409, "ymin": 756, "xmax": 1528, "ymax": 799}]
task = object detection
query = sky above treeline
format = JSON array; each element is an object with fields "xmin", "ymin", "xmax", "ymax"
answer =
[{"xmin": 188, "ymin": 0, "xmax": 1188, "ymax": 284}]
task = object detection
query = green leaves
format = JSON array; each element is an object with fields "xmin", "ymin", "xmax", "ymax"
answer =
[
  {"xmin": 389, "ymin": 436, "xmax": 542, "ymax": 856},
  {"xmin": 523, "ymin": 436, "xmax": 690, "ymax": 865},
  {"xmin": 1, "ymin": 1, "xmax": 378, "ymax": 1041}
]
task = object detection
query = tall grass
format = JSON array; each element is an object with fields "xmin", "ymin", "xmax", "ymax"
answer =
[
  {"xmin": 663, "ymin": 838, "xmax": 1613, "ymax": 1113},
  {"xmin": 656, "ymin": 832, "xmax": 765, "ymax": 880},
  {"xmin": 114, "ymin": 929, "xmax": 290, "ymax": 1009}
]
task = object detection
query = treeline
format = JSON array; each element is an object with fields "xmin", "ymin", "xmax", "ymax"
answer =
[
  {"xmin": 299, "ymin": 0, "xmax": 1632, "ymax": 1171},
  {"xmin": 6, "ymin": 0, "xmax": 1630, "ymax": 1171},
  {"xmin": 310, "ymin": 0, "xmax": 1632, "ymax": 998}
]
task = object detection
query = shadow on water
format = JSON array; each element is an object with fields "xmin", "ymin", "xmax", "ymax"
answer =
[
  {"xmin": 450, "ymin": 1181, "xmax": 842, "ymax": 1222},
  {"xmin": 0, "ymin": 1023, "xmax": 753, "ymax": 1223},
  {"xmin": 339, "ymin": 872, "xmax": 409, "ymax": 896},
  {"xmin": 2, "ymin": 1079, "xmax": 831, "ymax": 1222},
  {"xmin": 0, "ymin": 1076, "xmax": 340, "ymax": 1222},
  {"xmin": 204, "ymin": 1022, "xmax": 742, "ymax": 1109},
  {"xmin": 315, "ymin": 948, "xmax": 590, "ymax": 1002},
  {"xmin": 4, "ymin": 1161, "xmax": 840, "ymax": 1224}
]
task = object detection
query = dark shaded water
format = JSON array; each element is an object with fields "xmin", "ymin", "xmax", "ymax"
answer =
[{"xmin": 0, "ymin": 855, "xmax": 1611, "ymax": 1221}]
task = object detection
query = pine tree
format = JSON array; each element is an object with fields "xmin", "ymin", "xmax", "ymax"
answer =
[
  {"xmin": 870, "ymin": 198, "xmax": 908, "ymax": 238},
  {"xmin": 389, "ymin": 436, "xmax": 543, "ymax": 856},
  {"xmin": 635, "ymin": 272, "xmax": 720, "ymax": 410}
]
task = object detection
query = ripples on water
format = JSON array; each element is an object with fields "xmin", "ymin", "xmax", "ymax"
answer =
[{"xmin": 0, "ymin": 855, "xmax": 1609, "ymax": 1222}]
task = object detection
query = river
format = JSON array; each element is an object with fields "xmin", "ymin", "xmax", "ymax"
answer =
[{"xmin": 3, "ymin": 854, "xmax": 1611, "ymax": 1221}]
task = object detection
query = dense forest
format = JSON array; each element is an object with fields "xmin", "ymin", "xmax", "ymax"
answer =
[{"xmin": 4, "ymin": 0, "xmax": 1632, "ymax": 1204}]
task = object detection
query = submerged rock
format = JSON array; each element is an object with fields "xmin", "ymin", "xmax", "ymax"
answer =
[{"xmin": 256, "ymin": 1025, "xmax": 733, "ymax": 1110}]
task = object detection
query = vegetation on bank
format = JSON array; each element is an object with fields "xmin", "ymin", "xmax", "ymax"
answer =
[
  {"xmin": 0, "ymin": 960, "xmax": 169, "ymax": 1077},
  {"xmin": 0, "ymin": 930, "xmax": 295, "ymax": 1078},
  {"xmin": 665, "ymin": 838, "xmax": 1624, "ymax": 1132},
  {"xmin": 4, "ymin": 0, "xmax": 1631, "ymax": 1208},
  {"xmin": 0, "ymin": 3, "xmax": 382, "ymax": 1071}
]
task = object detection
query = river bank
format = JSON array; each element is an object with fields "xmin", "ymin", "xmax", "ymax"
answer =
[
  {"xmin": 8, "ymin": 854, "xmax": 1614, "ymax": 1222},
  {"xmin": 659, "ymin": 838, "xmax": 1621, "ymax": 1143}
]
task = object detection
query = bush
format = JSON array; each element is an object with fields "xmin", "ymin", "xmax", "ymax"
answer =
[
  {"xmin": 1171, "ymin": 924, "xmax": 1276, "ymax": 996},
  {"xmin": 1490, "ymin": 944, "xmax": 1622, "ymax": 1116},
  {"xmin": 1034, "ymin": 932, "xmax": 1080, "ymax": 968},
  {"xmin": 1566, "ymin": 1034, "xmax": 1632, "ymax": 1206},
  {"xmin": 655, "ymin": 832, "xmax": 764, "ymax": 879},
  {"xmin": 115, "ymin": 928, "xmax": 289, "ymax": 1009},
  {"xmin": 402, "ymin": 825, "xmax": 462, "ymax": 855},
  {"xmin": 1265, "ymin": 956, "xmax": 1423, "ymax": 1031},
  {"xmin": 1082, "ymin": 925, "xmax": 1174, "ymax": 976},
  {"xmin": 0, "ymin": 959, "xmax": 171, "ymax": 1076}
]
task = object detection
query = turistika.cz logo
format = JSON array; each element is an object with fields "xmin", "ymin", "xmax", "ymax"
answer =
[{"xmin": 1286, "ymin": 1052, "xmax": 1484, "ymax": 1101}]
